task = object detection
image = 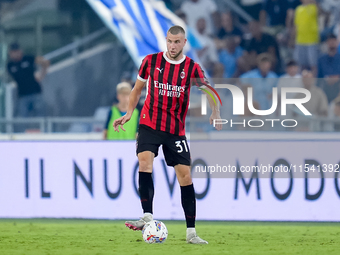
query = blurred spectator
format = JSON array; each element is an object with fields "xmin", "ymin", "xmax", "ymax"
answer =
[
  {"xmin": 216, "ymin": 11, "xmax": 243, "ymax": 47},
  {"xmin": 276, "ymin": 0, "xmax": 301, "ymax": 61},
  {"xmin": 218, "ymin": 36, "xmax": 244, "ymax": 78},
  {"xmin": 295, "ymin": 70, "xmax": 328, "ymax": 116},
  {"xmin": 180, "ymin": 0, "xmax": 218, "ymax": 36},
  {"xmin": 294, "ymin": 0, "xmax": 319, "ymax": 75},
  {"xmin": 239, "ymin": 0, "xmax": 264, "ymax": 22},
  {"xmin": 195, "ymin": 18, "xmax": 219, "ymax": 73},
  {"xmin": 277, "ymin": 60, "xmax": 303, "ymax": 97},
  {"xmin": 103, "ymin": 82, "xmax": 139, "ymax": 140},
  {"xmin": 260, "ymin": 0, "xmax": 290, "ymax": 34},
  {"xmin": 240, "ymin": 53, "xmax": 278, "ymax": 110},
  {"xmin": 7, "ymin": 43, "xmax": 50, "ymax": 118},
  {"xmin": 237, "ymin": 21, "xmax": 281, "ymax": 75},
  {"xmin": 318, "ymin": 34, "xmax": 340, "ymax": 104}
]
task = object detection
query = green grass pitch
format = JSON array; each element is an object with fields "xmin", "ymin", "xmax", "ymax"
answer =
[{"xmin": 0, "ymin": 219, "xmax": 339, "ymax": 255}]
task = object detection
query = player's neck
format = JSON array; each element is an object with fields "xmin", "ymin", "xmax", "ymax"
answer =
[{"xmin": 166, "ymin": 51, "xmax": 183, "ymax": 61}]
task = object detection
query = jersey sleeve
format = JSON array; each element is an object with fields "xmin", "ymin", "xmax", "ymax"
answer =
[
  {"xmin": 137, "ymin": 56, "xmax": 149, "ymax": 82},
  {"xmin": 191, "ymin": 63, "xmax": 210, "ymax": 88}
]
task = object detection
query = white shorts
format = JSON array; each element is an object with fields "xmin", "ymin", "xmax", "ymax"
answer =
[{"xmin": 294, "ymin": 44, "xmax": 319, "ymax": 68}]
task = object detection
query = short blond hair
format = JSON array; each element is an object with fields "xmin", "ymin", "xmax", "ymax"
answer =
[
  {"xmin": 116, "ymin": 82, "xmax": 132, "ymax": 94},
  {"xmin": 168, "ymin": 25, "xmax": 185, "ymax": 35}
]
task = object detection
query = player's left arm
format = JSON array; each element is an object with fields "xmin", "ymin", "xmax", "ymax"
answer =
[
  {"xmin": 193, "ymin": 64, "xmax": 222, "ymax": 131},
  {"xmin": 202, "ymin": 86, "xmax": 222, "ymax": 131}
]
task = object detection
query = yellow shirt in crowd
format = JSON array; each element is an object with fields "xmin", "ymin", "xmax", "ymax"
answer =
[{"xmin": 294, "ymin": 3, "xmax": 319, "ymax": 45}]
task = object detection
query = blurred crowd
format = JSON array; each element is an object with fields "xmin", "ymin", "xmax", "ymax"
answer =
[
  {"xmin": 170, "ymin": 0, "xmax": 340, "ymax": 120},
  {"xmin": 6, "ymin": 0, "xmax": 340, "ymax": 133}
]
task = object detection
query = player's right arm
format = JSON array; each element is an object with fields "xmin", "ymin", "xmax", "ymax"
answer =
[
  {"xmin": 113, "ymin": 55, "xmax": 149, "ymax": 132},
  {"xmin": 113, "ymin": 79, "xmax": 146, "ymax": 132}
]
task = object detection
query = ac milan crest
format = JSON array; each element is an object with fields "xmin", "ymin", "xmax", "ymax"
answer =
[{"xmin": 180, "ymin": 69, "xmax": 185, "ymax": 79}]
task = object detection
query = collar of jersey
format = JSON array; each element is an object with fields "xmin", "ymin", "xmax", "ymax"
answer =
[{"xmin": 163, "ymin": 51, "xmax": 186, "ymax": 64}]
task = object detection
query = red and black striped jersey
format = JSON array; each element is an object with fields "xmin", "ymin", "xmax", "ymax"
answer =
[{"xmin": 137, "ymin": 51, "xmax": 208, "ymax": 136}]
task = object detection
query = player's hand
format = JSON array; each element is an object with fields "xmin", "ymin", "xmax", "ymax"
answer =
[
  {"xmin": 113, "ymin": 113, "xmax": 131, "ymax": 132},
  {"xmin": 210, "ymin": 111, "xmax": 222, "ymax": 131}
]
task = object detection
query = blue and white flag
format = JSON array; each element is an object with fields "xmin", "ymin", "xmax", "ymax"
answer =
[{"xmin": 86, "ymin": 0, "xmax": 196, "ymax": 66}]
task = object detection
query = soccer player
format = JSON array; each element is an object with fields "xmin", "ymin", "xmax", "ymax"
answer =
[{"xmin": 113, "ymin": 25, "xmax": 222, "ymax": 244}]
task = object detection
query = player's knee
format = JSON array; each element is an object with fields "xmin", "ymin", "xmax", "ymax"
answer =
[
  {"xmin": 138, "ymin": 158, "xmax": 153, "ymax": 173},
  {"xmin": 178, "ymin": 172, "xmax": 192, "ymax": 186}
]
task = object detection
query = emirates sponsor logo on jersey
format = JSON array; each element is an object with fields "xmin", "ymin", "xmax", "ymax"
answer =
[{"xmin": 154, "ymin": 81, "xmax": 185, "ymax": 98}]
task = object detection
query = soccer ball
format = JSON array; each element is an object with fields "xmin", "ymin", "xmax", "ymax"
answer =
[{"xmin": 142, "ymin": 220, "xmax": 168, "ymax": 244}]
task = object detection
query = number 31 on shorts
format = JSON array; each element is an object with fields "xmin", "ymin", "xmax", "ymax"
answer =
[{"xmin": 175, "ymin": 140, "xmax": 188, "ymax": 153}]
